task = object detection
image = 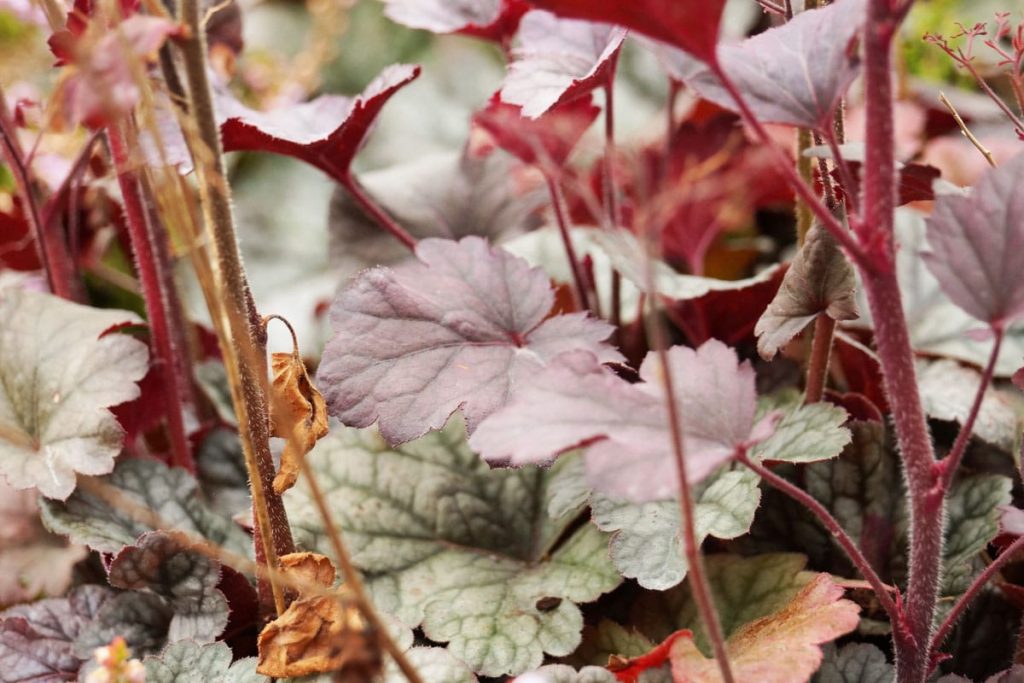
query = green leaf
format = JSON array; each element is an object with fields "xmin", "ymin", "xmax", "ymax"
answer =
[
  {"xmin": 284, "ymin": 418, "xmax": 622, "ymax": 677},
  {"xmin": 564, "ymin": 618, "xmax": 655, "ymax": 668},
  {"xmin": 0, "ymin": 289, "xmax": 149, "ymax": 499},
  {"xmin": 108, "ymin": 531, "xmax": 229, "ymax": 643},
  {"xmin": 942, "ymin": 474, "xmax": 1012, "ymax": 599},
  {"xmin": 632, "ymin": 554, "xmax": 814, "ymax": 651},
  {"xmin": 592, "ymin": 469, "xmax": 761, "ymax": 589},
  {"xmin": 814, "ymin": 643, "xmax": 894, "ymax": 683},
  {"xmin": 750, "ymin": 397, "xmax": 851, "ymax": 464},
  {"xmin": 144, "ymin": 641, "xmax": 267, "ymax": 683},
  {"xmin": 383, "ymin": 647, "xmax": 478, "ymax": 683},
  {"xmin": 39, "ymin": 458, "xmax": 251, "ymax": 556},
  {"xmin": 195, "ymin": 427, "xmax": 252, "ymax": 519}
]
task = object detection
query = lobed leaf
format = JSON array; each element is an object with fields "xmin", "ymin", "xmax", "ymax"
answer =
[
  {"xmin": 941, "ymin": 474, "xmax": 1012, "ymax": 603},
  {"xmin": 0, "ymin": 288, "xmax": 148, "ymax": 500},
  {"xmin": 516, "ymin": 664, "xmax": 618, "ymax": 682},
  {"xmin": 284, "ymin": 418, "xmax": 620, "ymax": 676},
  {"xmin": 529, "ymin": 0, "xmax": 726, "ymax": 64},
  {"xmin": 383, "ymin": 647, "xmax": 479, "ymax": 683},
  {"xmin": 756, "ymin": 224, "xmax": 860, "ymax": 360},
  {"xmin": 750, "ymin": 396, "xmax": 851, "ymax": 465},
  {"xmin": 218, "ymin": 64, "xmax": 421, "ymax": 180},
  {"xmin": 924, "ymin": 153, "xmax": 1024, "ymax": 328},
  {"xmin": 501, "ymin": 11, "xmax": 625, "ymax": 118},
  {"xmin": 917, "ymin": 359, "xmax": 1020, "ymax": 452},
  {"xmin": 473, "ymin": 94, "xmax": 600, "ymax": 168},
  {"xmin": 316, "ymin": 236, "xmax": 620, "ymax": 444},
  {"xmin": 592, "ymin": 469, "xmax": 761, "ymax": 590},
  {"xmin": 39, "ymin": 457, "xmax": 251, "ymax": 556},
  {"xmin": 813, "ymin": 643, "xmax": 894, "ymax": 683},
  {"xmin": 378, "ymin": 0, "xmax": 527, "ymax": 42},
  {"xmin": 472, "ymin": 340, "xmax": 770, "ymax": 502},
  {"xmin": 144, "ymin": 641, "xmax": 266, "ymax": 683}
]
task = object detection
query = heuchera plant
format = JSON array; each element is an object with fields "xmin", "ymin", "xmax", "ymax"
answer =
[{"xmin": 5, "ymin": 0, "xmax": 1024, "ymax": 681}]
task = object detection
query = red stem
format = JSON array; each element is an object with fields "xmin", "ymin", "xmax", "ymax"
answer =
[
  {"xmin": 0, "ymin": 87, "xmax": 80, "ymax": 300},
  {"xmin": 108, "ymin": 123, "xmax": 196, "ymax": 473},
  {"xmin": 939, "ymin": 328, "xmax": 1005, "ymax": 490},
  {"xmin": 736, "ymin": 451, "xmax": 902, "ymax": 626},
  {"xmin": 822, "ymin": 127, "xmax": 860, "ymax": 218},
  {"xmin": 339, "ymin": 173, "xmax": 417, "ymax": 251},
  {"xmin": 930, "ymin": 534, "xmax": 1024, "ymax": 659},
  {"xmin": 805, "ymin": 314, "xmax": 836, "ymax": 404},
  {"xmin": 603, "ymin": 81, "xmax": 620, "ymax": 230},
  {"xmin": 860, "ymin": 4, "xmax": 941, "ymax": 680},
  {"xmin": 545, "ymin": 173, "xmax": 592, "ymax": 313}
]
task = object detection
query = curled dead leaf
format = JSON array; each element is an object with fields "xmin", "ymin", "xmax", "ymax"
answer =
[
  {"xmin": 266, "ymin": 323, "xmax": 330, "ymax": 494},
  {"xmin": 257, "ymin": 552, "xmax": 381, "ymax": 679}
]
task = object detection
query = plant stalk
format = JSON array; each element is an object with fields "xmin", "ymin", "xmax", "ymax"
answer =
[
  {"xmin": 108, "ymin": 122, "xmax": 195, "ymax": 472},
  {"xmin": 339, "ymin": 173, "xmax": 417, "ymax": 251},
  {"xmin": 545, "ymin": 173, "xmax": 592, "ymax": 313},
  {"xmin": 805, "ymin": 314, "xmax": 836, "ymax": 404},
  {"xmin": 177, "ymin": 0, "xmax": 294, "ymax": 617}
]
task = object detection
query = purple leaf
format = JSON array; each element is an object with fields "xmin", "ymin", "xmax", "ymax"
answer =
[
  {"xmin": 380, "ymin": 0, "xmax": 528, "ymax": 43},
  {"xmin": 316, "ymin": 236, "xmax": 622, "ymax": 444},
  {"xmin": 217, "ymin": 64, "xmax": 421, "ymax": 181},
  {"xmin": 923, "ymin": 153, "xmax": 1024, "ymax": 329},
  {"xmin": 755, "ymin": 223, "xmax": 860, "ymax": 360},
  {"xmin": 678, "ymin": 0, "xmax": 865, "ymax": 131},
  {"xmin": 500, "ymin": 11, "xmax": 625, "ymax": 118},
  {"xmin": 470, "ymin": 340, "xmax": 769, "ymax": 502},
  {"xmin": 473, "ymin": 93, "xmax": 601, "ymax": 168},
  {"xmin": 0, "ymin": 585, "xmax": 114, "ymax": 682}
]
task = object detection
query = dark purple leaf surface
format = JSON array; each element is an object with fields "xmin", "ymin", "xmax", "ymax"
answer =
[
  {"xmin": 923, "ymin": 153, "xmax": 1024, "ymax": 328},
  {"xmin": 473, "ymin": 93, "xmax": 600, "ymax": 168},
  {"xmin": 218, "ymin": 64, "xmax": 420, "ymax": 180},
  {"xmin": 500, "ymin": 10, "xmax": 625, "ymax": 118},
  {"xmin": 316, "ymin": 236, "xmax": 622, "ymax": 444},
  {"xmin": 470, "ymin": 339, "xmax": 770, "ymax": 502}
]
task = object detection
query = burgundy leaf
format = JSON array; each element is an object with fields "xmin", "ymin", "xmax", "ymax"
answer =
[
  {"xmin": 755, "ymin": 223, "xmax": 860, "ymax": 360},
  {"xmin": 834, "ymin": 161, "xmax": 940, "ymax": 207},
  {"xmin": 470, "ymin": 339, "xmax": 772, "ymax": 502},
  {"xmin": 218, "ymin": 64, "xmax": 421, "ymax": 181},
  {"xmin": 500, "ymin": 10, "xmax": 625, "ymax": 118},
  {"xmin": 316, "ymin": 236, "xmax": 621, "ymax": 444},
  {"xmin": 472, "ymin": 93, "xmax": 600, "ymax": 168},
  {"xmin": 923, "ymin": 153, "xmax": 1024, "ymax": 328},
  {"xmin": 528, "ymin": 0, "xmax": 726, "ymax": 64},
  {"xmin": 679, "ymin": 0, "xmax": 865, "ymax": 130},
  {"xmin": 380, "ymin": 0, "xmax": 528, "ymax": 43}
]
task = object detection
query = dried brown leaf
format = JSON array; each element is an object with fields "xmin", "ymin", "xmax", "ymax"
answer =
[
  {"xmin": 257, "ymin": 552, "xmax": 381, "ymax": 679},
  {"xmin": 755, "ymin": 223, "xmax": 859, "ymax": 360},
  {"xmin": 269, "ymin": 352, "xmax": 329, "ymax": 495}
]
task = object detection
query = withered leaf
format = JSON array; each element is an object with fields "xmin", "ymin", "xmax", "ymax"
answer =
[
  {"xmin": 755, "ymin": 223, "xmax": 859, "ymax": 360},
  {"xmin": 268, "ymin": 351, "xmax": 329, "ymax": 495},
  {"xmin": 257, "ymin": 552, "xmax": 380, "ymax": 679}
]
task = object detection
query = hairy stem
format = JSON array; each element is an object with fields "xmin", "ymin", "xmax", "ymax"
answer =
[
  {"xmin": 545, "ymin": 173, "xmax": 592, "ymax": 313},
  {"xmin": 108, "ymin": 122, "xmax": 195, "ymax": 472},
  {"xmin": 796, "ymin": 126, "xmax": 815, "ymax": 244},
  {"xmin": 297, "ymin": 457, "xmax": 424, "ymax": 683},
  {"xmin": 860, "ymin": 4, "xmax": 940, "ymax": 678},
  {"xmin": 805, "ymin": 314, "xmax": 836, "ymax": 404},
  {"xmin": 178, "ymin": 0, "xmax": 294, "ymax": 617},
  {"xmin": 736, "ymin": 451, "xmax": 901, "ymax": 625},
  {"xmin": 930, "ymin": 534, "xmax": 1024, "ymax": 659},
  {"xmin": 939, "ymin": 328, "xmax": 1004, "ymax": 489},
  {"xmin": 339, "ymin": 173, "xmax": 417, "ymax": 251},
  {"xmin": 0, "ymin": 87, "xmax": 80, "ymax": 300}
]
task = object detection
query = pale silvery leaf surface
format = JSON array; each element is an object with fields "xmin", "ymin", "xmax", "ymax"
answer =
[
  {"xmin": 316, "ymin": 236, "xmax": 621, "ymax": 444},
  {"xmin": 144, "ymin": 641, "xmax": 266, "ymax": 683},
  {"xmin": 515, "ymin": 665, "xmax": 617, "ymax": 683},
  {"xmin": 39, "ymin": 458, "xmax": 251, "ymax": 556},
  {"xmin": 472, "ymin": 340, "xmax": 769, "ymax": 502},
  {"xmin": 592, "ymin": 469, "xmax": 761, "ymax": 590},
  {"xmin": 924, "ymin": 153, "xmax": 1024, "ymax": 327},
  {"xmin": 382, "ymin": 647, "xmax": 478, "ymax": 683},
  {"xmin": 854, "ymin": 208, "xmax": 1024, "ymax": 376},
  {"xmin": 941, "ymin": 474, "xmax": 1012, "ymax": 602},
  {"xmin": 917, "ymin": 359, "xmax": 1020, "ymax": 451},
  {"xmin": 750, "ymin": 396, "xmax": 851, "ymax": 464},
  {"xmin": 284, "ymin": 418, "xmax": 622, "ymax": 677},
  {"xmin": 0, "ymin": 288, "xmax": 148, "ymax": 499},
  {"xmin": 677, "ymin": 0, "xmax": 866, "ymax": 130},
  {"xmin": 814, "ymin": 643, "xmax": 894, "ymax": 683},
  {"xmin": 501, "ymin": 11, "xmax": 625, "ymax": 118}
]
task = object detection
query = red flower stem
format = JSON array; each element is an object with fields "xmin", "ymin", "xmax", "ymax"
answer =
[
  {"xmin": 545, "ymin": 173, "xmax": 592, "ymax": 313},
  {"xmin": 0, "ymin": 87, "xmax": 80, "ymax": 300},
  {"xmin": 805, "ymin": 314, "xmax": 836, "ymax": 404},
  {"xmin": 641, "ymin": 236, "xmax": 733, "ymax": 683},
  {"xmin": 108, "ymin": 123, "xmax": 195, "ymax": 473},
  {"xmin": 708, "ymin": 66, "xmax": 869, "ymax": 271},
  {"xmin": 736, "ymin": 451, "xmax": 902, "ymax": 625},
  {"xmin": 939, "ymin": 327, "xmax": 1004, "ymax": 490},
  {"xmin": 860, "ymin": 4, "xmax": 941, "ymax": 680},
  {"xmin": 338, "ymin": 172, "xmax": 417, "ymax": 251},
  {"xmin": 930, "ymin": 534, "xmax": 1024, "ymax": 659}
]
